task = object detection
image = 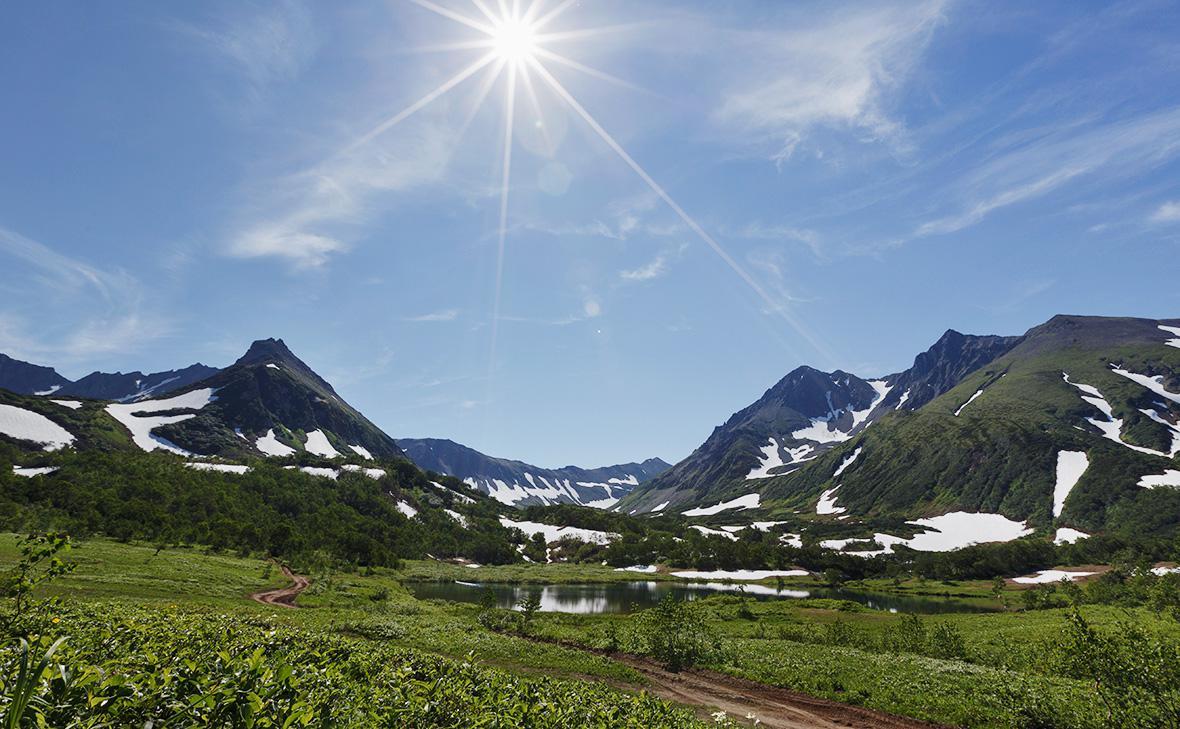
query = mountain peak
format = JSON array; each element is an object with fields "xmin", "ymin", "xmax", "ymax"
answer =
[{"xmin": 235, "ymin": 338, "xmax": 298, "ymax": 367}]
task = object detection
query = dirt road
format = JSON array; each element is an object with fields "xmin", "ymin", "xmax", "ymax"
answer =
[
  {"xmin": 249, "ymin": 564, "xmax": 309, "ymax": 608},
  {"xmin": 613, "ymin": 653, "xmax": 946, "ymax": 729}
]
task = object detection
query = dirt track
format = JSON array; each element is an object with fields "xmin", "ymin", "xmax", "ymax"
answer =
[
  {"xmin": 612, "ymin": 653, "xmax": 948, "ymax": 728},
  {"xmin": 249, "ymin": 564, "xmax": 309, "ymax": 608},
  {"xmin": 242, "ymin": 573, "xmax": 943, "ymax": 727}
]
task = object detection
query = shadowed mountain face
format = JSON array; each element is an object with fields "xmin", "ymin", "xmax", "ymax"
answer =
[
  {"xmin": 622, "ymin": 329, "xmax": 1022, "ymax": 514},
  {"xmin": 0, "ymin": 353, "xmax": 71, "ymax": 395},
  {"xmin": 57, "ymin": 364, "xmax": 220, "ymax": 402},
  {"xmin": 148, "ymin": 338, "xmax": 404, "ymax": 460},
  {"xmin": 399, "ymin": 437, "xmax": 671, "ymax": 508}
]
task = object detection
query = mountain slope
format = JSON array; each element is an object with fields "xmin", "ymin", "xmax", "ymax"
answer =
[
  {"xmin": 57, "ymin": 364, "xmax": 220, "ymax": 402},
  {"xmin": 623, "ymin": 329, "xmax": 1020, "ymax": 514},
  {"xmin": 399, "ymin": 437, "xmax": 671, "ymax": 508},
  {"xmin": 82, "ymin": 338, "xmax": 403, "ymax": 461},
  {"xmin": 754, "ymin": 315, "xmax": 1180, "ymax": 538},
  {"xmin": 0, "ymin": 353, "xmax": 71, "ymax": 395}
]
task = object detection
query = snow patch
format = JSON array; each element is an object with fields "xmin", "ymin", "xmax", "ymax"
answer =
[
  {"xmin": 954, "ymin": 389, "xmax": 984, "ymax": 416},
  {"xmin": 681, "ymin": 493, "xmax": 760, "ymax": 516},
  {"xmin": 12, "ymin": 466, "xmax": 58, "ymax": 477},
  {"xmin": 34, "ymin": 385, "xmax": 62, "ymax": 396},
  {"xmin": 746, "ymin": 437, "xmax": 787, "ymax": 479},
  {"xmin": 1053, "ymin": 451, "xmax": 1089, "ymax": 518},
  {"xmin": 1054, "ymin": 528, "xmax": 1090, "ymax": 545},
  {"xmin": 614, "ymin": 565, "xmax": 657, "ymax": 573},
  {"xmin": 1139, "ymin": 469, "xmax": 1180, "ymax": 489},
  {"xmin": 1014, "ymin": 569, "xmax": 1098, "ymax": 584},
  {"xmin": 396, "ymin": 501, "xmax": 418, "ymax": 519},
  {"xmin": 690, "ymin": 525, "xmax": 738, "ymax": 541},
  {"xmin": 50, "ymin": 400, "xmax": 82, "ymax": 410},
  {"xmin": 444, "ymin": 509, "xmax": 468, "ymax": 527},
  {"xmin": 1160, "ymin": 324, "xmax": 1180, "ymax": 349},
  {"xmin": 499, "ymin": 518, "xmax": 617, "ymax": 545},
  {"xmin": 105, "ymin": 388, "xmax": 217, "ymax": 455},
  {"xmin": 341, "ymin": 464, "xmax": 385, "ymax": 479},
  {"xmin": 303, "ymin": 429, "xmax": 341, "ymax": 458},
  {"xmin": 816, "ymin": 486, "xmax": 846, "ymax": 515},
  {"xmin": 255, "ymin": 429, "xmax": 296, "ymax": 457},
  {"xmin": 650, "ymin": 500, "xmax": 670, "ymax": 513},
  {"xmin": 0, "ymin": 404, "xmax": 76, "ymax": 452},
  {"xmin": 608, "ymin": 475, "xmax": 639, "ymax": 486},
  {"xmin": 348, "ymin": 444, "xmax": 374, "ymax": 460},
  {"xmin": 266, "ymin": 363, "xmax": 281, "ymax": 370},
  {"xmin": 285, "ymin": 466, "xmax": 339, "ymax": 480},
  {"xmin": 832, "ymin": 447, "xmax": 862, "ymax": 478},
  {"xmin": 780, "ymin": 533, "xmax": 803, "ymax": 548},
  {"xmin": 670, "ymin": 569, "xmax": 809, "ymax": 580},
  {"xmin": 185, "ymin": 462, "xmax": 250, "ymax": 474},
  {"xmin": 1063, "ymin": 373, "xmax": 1172, "ymax": 458}
]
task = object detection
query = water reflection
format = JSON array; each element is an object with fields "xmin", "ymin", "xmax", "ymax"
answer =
[{"xmin": 405, "ymin": 580, "xmax": 991, "ymax": 614}]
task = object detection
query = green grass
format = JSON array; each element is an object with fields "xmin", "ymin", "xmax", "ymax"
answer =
[{"xmin": 5, "ymin": 536, "xmax": 1179, "ymax": 727}]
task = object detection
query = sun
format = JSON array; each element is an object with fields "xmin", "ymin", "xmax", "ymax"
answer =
[{"xmin": 491, "ymin": 17, "xmax": 538, "ymax": 63}]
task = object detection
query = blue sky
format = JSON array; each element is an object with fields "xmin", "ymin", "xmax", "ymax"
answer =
[{"xmin": 2, "ymin": 0, "xmax": 1179, "ymax": 468}]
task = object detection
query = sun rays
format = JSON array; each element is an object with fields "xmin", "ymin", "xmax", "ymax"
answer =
[{"xmin": 353, "ymin": 0, "xmax": 807, "ymax": 378}]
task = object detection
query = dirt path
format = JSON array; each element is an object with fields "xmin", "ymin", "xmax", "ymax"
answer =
[
  {"xmin": 249, "ymin": 564, "xmax": 309, "ymax": 608},
  {"xmin": 613, "ymin": 653, "xmax": 946, "ymax": 729}
]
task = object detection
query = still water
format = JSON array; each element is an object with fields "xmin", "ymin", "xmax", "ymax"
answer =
[{"xmin": 406, "ymin": 580, "xmax": 993, "ymax": 614}]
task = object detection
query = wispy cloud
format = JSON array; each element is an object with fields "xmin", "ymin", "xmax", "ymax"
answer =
[
  {"xmin": 226, "ymin": 121, "xmax": 457, "ymax": 268},
  {"xmin": 725, "ymin": 223, "xmax": 824, "ymax": 260},
  {"xmin": 915, "ymin": 107, "xmax": 1180, "ymax": 237},
  {"xmin": 1151, "ymin": 200, "xmax": 1180, "ymax": 223},
  {"xmin": 171, "ymin": 0, "xmax": 317, "ymax": 105},
  {"xmin": 620, "ymin": 254, "xmax": 668, "ymax": 282},
  {"xmin": 404, "ymin": 309, "xmax": 459, "ymax": 322},
  {"xmin": 619, "ymin": 242, "xmax": 687, "ymax": 282},
  {"xmin": 0, "ymin": 226, "xmax": 171, "ymax": 363},
  {"xmin": 709, "ymin": 0, "xmax": 949, "ymax": 163}
]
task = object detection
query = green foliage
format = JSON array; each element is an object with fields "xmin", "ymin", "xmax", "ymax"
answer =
[
  {"xmin": 1054, "ymin": 609, "xmax": 1180, "ymax": 727},
  {"xmin": 0, "ymin": 533, "xmax": 75, "ymax": 636},
  {"xmin": 0, "ymin": 605, "xmax": 703, "ymax": 728},
  {"xmin": 630, "ymin": 595, "xmax": 725, "ymax": 672}
]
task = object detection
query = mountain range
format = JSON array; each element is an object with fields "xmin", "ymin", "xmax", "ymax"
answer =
[
  {"xmin": 619, "ymin": 314, "xmax": 1180, "ymax": 541},
  {"xmin": 399, "ymin": 437, "xmax": 670, "ymax": 508},
  {"xmin": 3, "ymin": 315, "xmax": 1178, "ymax": 539}
]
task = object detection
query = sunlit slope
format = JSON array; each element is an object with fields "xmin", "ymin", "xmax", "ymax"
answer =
[{"xmin": 759, "ymin": 315, "xmax": 1180, "ymax": 537}]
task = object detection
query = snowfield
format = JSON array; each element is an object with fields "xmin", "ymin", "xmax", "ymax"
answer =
[
  {"xmin": 1053, "ymin": 451, "xmax": 1089, "ymax": 517},
  {"xmin": 395, "ymin": 501, "xmax": 418, "ymax": 519},
  {"xmin": 681, "ymin": 493, "xmax": 760, "ymax": 516},
  {"xmin": 650, "ymin": 500, "xmax": 670, "ymax": 512},
  {"xmin": 1014, "ymin": 569, "xmax": 1099, "ymax": 584},
  {"xmin": 303, "ymin": 429, "xmax": 341, "ymax": 458},
  {"xmin": 50, "ymin": 400, "xmax": 83, "ymax": 410},
  {"xmin": 823, "ymin": 511, "xmax": 1033, "ymax": 557},
  {"xmin": 614, "ymin": 565, "xmax": 657, "ymax": 573},
  {"xmin": 255, "ymin": 429, "xmax": 296, "ymax": 457},
  {"xmin": 0, "ymin": 404, "xmax": 76, "ymax": 451},
  {"xmin": 669, "ymin": 569, "xmax": 808, "ymax": 580},
  {"xmin": 105, "ymin": 388, "xmax": 217, "ymax": 456},
  {"xmin": 499, "ymin": 517, "xmax": 617, "ymax": 545},
  {"xmin": 1111, "ymin": 366, "xmax": 1180, "ymax": 406}
]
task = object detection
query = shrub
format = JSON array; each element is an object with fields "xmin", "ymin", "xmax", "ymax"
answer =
[{"xmin": 630, "ymin": 595, "xmax": 725, "ymax": 672}]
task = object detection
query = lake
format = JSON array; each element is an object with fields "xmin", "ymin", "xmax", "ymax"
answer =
[{"xmin": 406, "ymin": 580, "xmax": 994, "ymax": 614}]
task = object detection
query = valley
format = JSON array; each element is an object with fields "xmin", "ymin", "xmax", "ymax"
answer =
[{"xmin": 1, "ymin": 313, "xmax": 1179, "ymax": 726}]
